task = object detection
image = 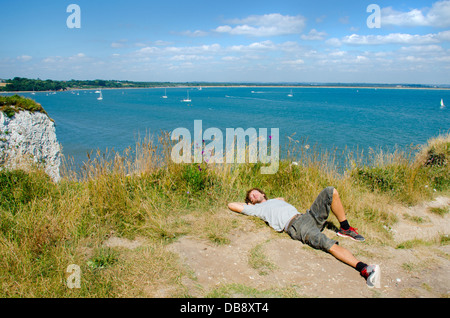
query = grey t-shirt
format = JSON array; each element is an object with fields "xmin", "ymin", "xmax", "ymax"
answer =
[{"xmin": 242, "ymin": 199, "xmax": 300, "ymax": 232}]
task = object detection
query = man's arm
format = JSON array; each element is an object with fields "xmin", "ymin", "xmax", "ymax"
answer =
[{"xmin": 227, "ymin": 202, "xmax": 249, "ymax": 213}]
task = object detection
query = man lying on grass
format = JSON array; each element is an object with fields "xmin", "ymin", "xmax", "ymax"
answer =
[{"xmin": 228, "ymin": 186, "xmax": 380, "ymax": 288}]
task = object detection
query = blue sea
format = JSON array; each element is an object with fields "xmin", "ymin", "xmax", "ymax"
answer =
[{"xmin": 3, "ymin": 86, "xmax": 449, "ymax": 170}]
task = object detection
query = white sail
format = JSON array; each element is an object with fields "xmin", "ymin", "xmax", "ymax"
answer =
[
  {"xmin": 440, "ymin": 98, "xmax": 445, "ymax": 109},
  {"xmin": 97, "ymin": 90, "xmax": 103, "ymax": 100},
  {"xmin": 182, "ymin": 90, "xmax": 191, "ymax": 102}
]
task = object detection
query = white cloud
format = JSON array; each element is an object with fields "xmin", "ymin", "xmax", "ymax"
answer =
[
  {"xmin": 381, "ymin": 0, "xmax": 450, "ymax": 28},
  {"xmin": 399, "ymin": 44, "xmax": 444, "ymax": 53},
  {"xmin": 111, "ymin": 40, "xmax": 128, "ymax": 48},
  {"xmin": 355, "ymin": 55, "xmax": 368, "ymax": 63},
  {"xmin": 133, "ymin": 43, "xmax": 222, "ymax": 60},
  {"xmin": 282, "ymin": 59, "xmax": 304, "ymax": 65},
  {"xmin": 42, "ymin": 56, "xmax": 62, "ymax": 63},
  {"xmin": 325, "ymin": 38, "xmax": 342, "ymax": 47},
  {"xmin": 328, "ymin": 30, "xmax": 450, "ymax": 47},
  {"xmin": 328, "ymin": 50, "xmax": 347, "ymax": 57},
  {"xmin": 170, "ymin": 55, "xmax": 212, "ymax": 61},
  {"xmin": 181, "ymin": 30, "xmax": 209, "ymax": 37},
  {"xmin": 301, "ymin": 29, "xmax": 327, "ymax": 41},
  {"xmin": 17, "ymin": 55, "xmax": 32, "ymax": 62},
  {"xmin": 214, "ymin": 13, "xmax": 306, "ymax": 37},
  {"xmin": 42, "ymin": 53, "xmax": 87, "ymax": 64},
  {"xmin": 230, "ymin": 40, "xmax": 276, "ymax": 52},
  {"xmin": 341, "ymin": 33, "xmax": 440, "ymax": 45},
  {"xmin": 436, "ymin": 30, "xmax": 450, "ymax": 41},
  {"xmin": 153, "ymin": 40, "xmax": 172, "ymax": 46}
]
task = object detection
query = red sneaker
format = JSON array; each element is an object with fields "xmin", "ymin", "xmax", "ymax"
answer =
[
  {"xmin": 360, "ymin": 265, "xmax": 381, "ymax": 288},
  {"xmin": 337, "ymin": 227, "xmax": 365, "ymax": 242}
]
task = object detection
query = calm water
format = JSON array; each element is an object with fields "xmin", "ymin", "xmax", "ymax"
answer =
[{"xmin": 4, "ymin": 87, "xmax": 450, "ymax": 169}]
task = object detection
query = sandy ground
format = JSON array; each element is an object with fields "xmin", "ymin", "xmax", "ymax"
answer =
[
  {"xmin": 104, "ymin": 196, "xmax": 449, "ymax": 298},
  {"xmin": 167, "ymin": 196, "xmax": 450, "ymax": 298}
]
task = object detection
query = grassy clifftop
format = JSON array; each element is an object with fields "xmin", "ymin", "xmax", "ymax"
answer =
[
  {"xmin": 0, "ymin": 130, "xmax": 448, "ymax": 297},
  {"xmin": 0, "ymin": 94, "xmax": 49, "ymax": 118}
]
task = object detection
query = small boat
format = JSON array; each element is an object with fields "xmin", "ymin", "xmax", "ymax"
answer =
[
  {"xmin": 162, "ymin": 88, "xmax": 168, "ymax": 99},
  {"xmin": 182, "ymin": 90, "xmax": 191, "ymax": 102},
  {"xmin": 287, "ymin": 89, "xmax": 293, "ymax": 97},
  {"xmin": 440, "ymin": 98, "xmax": 445, "ymax": 109},
  {"xmin": 97, "ymin": 90, "xmax": 103, "ymax": 100}
]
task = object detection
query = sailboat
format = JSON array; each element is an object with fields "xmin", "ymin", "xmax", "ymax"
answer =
[
  {"xmin": 97, "ymin": 90, "xmax": 103, "ymax": 100},
  {"xmin": 440, "ymin": 98, "xmax": 445, "ymax": 109},
  {"xmin": 182, "ymin": 90, "xmax": 191, "ymax": 102},
  {"xmin": 162, "ymin": 88, "xmax": 168, "ymax": 99},
  {"xmin": 287, "ymin": 89, "xmax": 293, "ymax": 97}
]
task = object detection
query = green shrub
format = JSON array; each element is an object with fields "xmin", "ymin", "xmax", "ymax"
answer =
[
  {"xmin": 180, "ymin": 163, "xmax": 215, "ymax": 193},
  {"xmin": 351, "ymin": 165, "xmax": 407, "ymax": 193}
]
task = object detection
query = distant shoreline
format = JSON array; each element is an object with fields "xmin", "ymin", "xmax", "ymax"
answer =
[
  {"xmin": 2, "ymin": 84, "xmax": 450, "ymax": 94},
  {"xmin": 2, "ymin": 77, "xmax": 449, "ymax": 93}
]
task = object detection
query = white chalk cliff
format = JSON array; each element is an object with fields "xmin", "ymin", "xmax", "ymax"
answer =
[{"xmin": 0, "ymin": 110, "xmax": 61, "ymax": 182}]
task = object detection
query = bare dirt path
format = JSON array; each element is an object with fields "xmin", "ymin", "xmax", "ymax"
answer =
[{"xmin": 167, "ymin": 196, "xmax": 450, "ymax": 298}]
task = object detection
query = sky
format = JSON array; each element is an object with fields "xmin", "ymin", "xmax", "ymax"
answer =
[{"xmin": 1, "ymin": 0, "xmax": 450, "ymax": 84}]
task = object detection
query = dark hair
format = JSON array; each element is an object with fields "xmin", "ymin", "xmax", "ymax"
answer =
[{"xmin": 245, "ymin": 188, "xmax": 268, "ymax": 204}]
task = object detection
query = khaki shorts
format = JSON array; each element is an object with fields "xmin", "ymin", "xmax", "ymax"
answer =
[{"xmin": 286, "ymin": 187, "xmax": 338, "ymax": 252}]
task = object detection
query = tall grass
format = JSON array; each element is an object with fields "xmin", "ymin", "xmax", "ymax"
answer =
[{"xmin": 0, "ymin": 131, "xmax": 449, "ymax": 297}]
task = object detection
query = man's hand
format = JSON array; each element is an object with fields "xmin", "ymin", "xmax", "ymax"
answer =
[{"xmin": 227, "ymin": 202, "xmax": 246, "ymax": 213}]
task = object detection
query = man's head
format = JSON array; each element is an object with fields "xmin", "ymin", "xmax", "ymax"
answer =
[{"xmin": 245, "ymin": 188, "xmax": 268, "ymax": 205}]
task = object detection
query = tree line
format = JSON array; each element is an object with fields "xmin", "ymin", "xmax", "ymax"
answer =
[
  {"xmin": 1, "ymin": 77, "xmax": 440, "ymax": 92},
  {"xmin": 0, "ymin": 77, "xmax": 127, "ymax": 92}
]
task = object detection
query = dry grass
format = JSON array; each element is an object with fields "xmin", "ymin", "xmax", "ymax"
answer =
[{"xmin": 0, "ymin": 132, "xmax": 449, "ymax": 297}]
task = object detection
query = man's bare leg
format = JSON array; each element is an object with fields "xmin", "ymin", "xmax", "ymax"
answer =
[
  {"xmin": 328, "ymin": 243, "xmax": 359, "ymax": 268},
  {"xmin": 330, "ymin": 188, "xmax": 347, "ymax": 223},
  {"xmin": 330, "ymin": 188, "xmax": 365, "ymax": 242},
  {"xmin": 328, "ymin": 189, "xmax": 368, "ymax": 271}
]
